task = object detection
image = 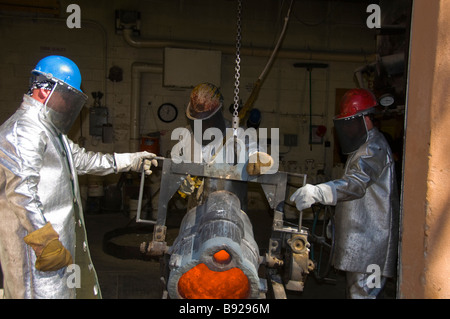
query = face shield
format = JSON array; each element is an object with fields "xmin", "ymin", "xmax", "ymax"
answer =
[
  {"xmin": 333, "ymin": 114, "xmax": 368, "ymax": 154},
  {"xmin": 43, "ymin": 80, "xmax": 88, "ymax": 134}
]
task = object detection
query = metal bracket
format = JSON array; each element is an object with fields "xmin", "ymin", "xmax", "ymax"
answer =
[{"xmin": 137, "ymin": 157, "xmax": 293, "ymax": 257}]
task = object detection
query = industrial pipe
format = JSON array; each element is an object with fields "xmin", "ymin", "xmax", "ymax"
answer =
[{"xmin": 123, "ymin": 28, "xmax": 375, "ymax": 63}]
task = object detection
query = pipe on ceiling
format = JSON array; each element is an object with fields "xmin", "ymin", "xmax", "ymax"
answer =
[{"xmin": 123, "ymin": 28, "xmax": 375, "ymax": 63}]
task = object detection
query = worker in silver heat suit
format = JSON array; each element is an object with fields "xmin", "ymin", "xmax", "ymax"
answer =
[
  {"xmin": 171, "ymin": 82, "xmax": 246, "ymax": 208},
  {"xmin": 290, "ymin": 88, "xmax": 399, "ymax": 299},
  {"xmin": 171, "ymin": 83, "xmax": 272, "ymax": 210},
  {"xmin": 0, "ymin": 55, "xmax": 157, "ymax": 299}
]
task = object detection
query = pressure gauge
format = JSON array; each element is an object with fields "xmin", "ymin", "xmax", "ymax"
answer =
[
  {"xmin": 379, "ymin": 94, "xmax": 395, "ymax": 107},
  {"xmin": 157, "ymin": 103, "xmax": 178, "ymax": 123}
]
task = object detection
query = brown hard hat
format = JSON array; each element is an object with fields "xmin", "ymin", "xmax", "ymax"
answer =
[{"xmin": 186, "ymin": 82, "xmax": 223, "ymax": 120}]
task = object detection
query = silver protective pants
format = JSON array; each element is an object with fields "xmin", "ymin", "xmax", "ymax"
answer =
[{"xmin": 346, "ymin": 272, "xmax": 387, "ymax": 299}]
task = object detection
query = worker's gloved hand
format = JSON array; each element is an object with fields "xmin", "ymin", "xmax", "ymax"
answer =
[
  {"xmin": 114, "ymin": 151, "xmax": 158, "ymax": 175},
  {"xmin": 178, "ymin": 175, "xmax": 196, "ymax": 198},
  {"xmin": 178, "ymin": 175, "xmax": 203, "ymax": 198},
  {"xmin": 23, "ymin": 222, "xmax": 73, "ymax": 272},
  {"xmin": 246, "ymin": 152, "xmax": 274, "ymax": 175},
  {"xmin": 289, "ymin": 182, "xmax": 336, "ymax": 211}
]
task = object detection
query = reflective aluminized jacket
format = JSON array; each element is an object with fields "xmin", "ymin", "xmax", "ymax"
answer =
[
  {"xmin": 330, "ymin": 128, "xmax": 399, "ymax": 278},
  {"xmin": 0, "ymin": 95, "xmax": 117, "ymax": 298}
]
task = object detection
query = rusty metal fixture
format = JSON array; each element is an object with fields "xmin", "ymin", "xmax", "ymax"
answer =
[
  {"xmin": 140, "ymin": 225, "xmax": 168, "ymax": 257},
  {"xmin": 265, "ymin": 200, "xmax": 314, "ymax": 293},
  {"xmin": 285, "ymin": 233, "xmax": 315, "ymax": 292},
  {"xmin": 166, "ymin": 190, "xmax": 263, "ymax": 299}
]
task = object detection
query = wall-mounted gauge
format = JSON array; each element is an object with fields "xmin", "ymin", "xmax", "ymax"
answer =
[
  {"xmin": 157, "ymin": 103, "xmax": 178, "ymax": 123},
  {"xmin": 379, "ymin": 94, "xmax": 395, "ymax": 107}
]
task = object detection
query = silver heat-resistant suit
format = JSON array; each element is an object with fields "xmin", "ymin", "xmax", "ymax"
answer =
[
  {"xmin": 291, "ymin": 127, "xmax": 399, "ymax": 298},
  {"xmin": 0, "ymin": 95, "xmax": 127, "ymax": 298},
  {"xmin": 331, "ymin": 128, "xmax": 399, "ymax": 279}
]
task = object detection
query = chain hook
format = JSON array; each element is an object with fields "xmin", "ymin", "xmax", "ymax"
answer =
[{"xmin": 233, "ymin": 0, "xmax": 242, "ymax": 133}]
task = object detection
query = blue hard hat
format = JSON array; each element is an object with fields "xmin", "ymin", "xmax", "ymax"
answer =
[
  {"xmin": 246, "ymin": 108, "xmax": 261, "ymax": 129},
  {"xmin": 248, "ymin": 108, "xmax": 261, "ymax": 124},
  {"xmin": 32, "ymin": 55, "xmax": 83, "ymax": 92}
]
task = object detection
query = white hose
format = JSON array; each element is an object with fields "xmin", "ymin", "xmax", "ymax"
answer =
[{"xmin": 258, "ymin": 0, "xmax": 294, "ymax": 81}]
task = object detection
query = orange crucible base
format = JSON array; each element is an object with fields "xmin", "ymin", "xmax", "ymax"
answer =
[{"xmin": 177, "ymin": 263, "xmax": 250, "ymax": 299}]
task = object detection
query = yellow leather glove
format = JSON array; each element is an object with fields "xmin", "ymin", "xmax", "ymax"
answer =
[
  {"xmin": 177, "ymin": 175, "xmax": 203, "ymax": 198},
  {"xmin": 24, "ymin": 222, "xmax": 73, "ymax": 272},
  {"xmin": 246, "ymin": 152, "xmax": 274, "ymax": 175}
]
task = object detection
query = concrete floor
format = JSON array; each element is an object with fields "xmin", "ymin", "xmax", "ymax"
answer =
[
  {"xmin": 85, "ymin": 212, "xmax": 162, "ymax": 299},
  {"xmin": 84, "ymin": 204, "xmax": 397, "ymax": 300}
]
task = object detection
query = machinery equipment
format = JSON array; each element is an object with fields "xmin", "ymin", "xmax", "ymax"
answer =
[{"xmin": 135, "ymin": 158, "xmax": 321, "ymax": 299}]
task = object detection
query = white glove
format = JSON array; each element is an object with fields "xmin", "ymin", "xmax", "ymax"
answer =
[
  {"xmin": 289, "ymin": 182, "xmax": 336, "ymax": 211},
  {"xmin": 114, "ymin": 151, "xmax": 158, "ymax": 175}
]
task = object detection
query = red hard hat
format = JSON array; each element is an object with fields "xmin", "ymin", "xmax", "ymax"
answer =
[{"xmin": 336, "ymin": 88, "xmax": 377, "ymax": 119}]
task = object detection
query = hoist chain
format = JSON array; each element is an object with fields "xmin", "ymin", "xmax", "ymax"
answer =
[{"xmin": 233, "ymin": 0, "xmax": 242, "ymax": 131}]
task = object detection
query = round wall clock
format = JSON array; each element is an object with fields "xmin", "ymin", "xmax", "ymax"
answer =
[{"xmin": 157, "ymin": 103, "xmax": 178, "ymax": 123}]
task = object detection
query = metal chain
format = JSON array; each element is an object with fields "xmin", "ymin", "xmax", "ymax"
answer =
[{"xmin": 233, "ymin": 0, "xmax": 242, "ymax": 131}]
